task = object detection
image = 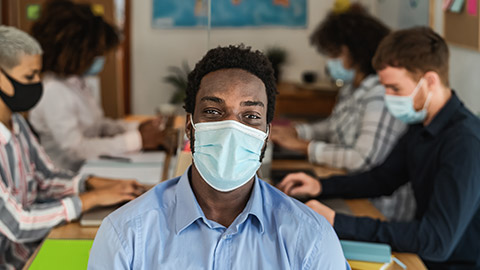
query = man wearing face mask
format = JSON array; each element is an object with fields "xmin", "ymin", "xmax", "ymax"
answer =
[
  {"xmin": 278, "ymin": 27, "xmax": 480, "ymax": 269},
  {"xmin": 88, "ymin": 45, "xmax": 350, "ymax": 269},
  {"xmin": 0, "ymin": 26, "xmax": 145, "ymax": 269},
  {"xmin": 29, "ymin": 0, "xmax": 167, "ymax": 172}
]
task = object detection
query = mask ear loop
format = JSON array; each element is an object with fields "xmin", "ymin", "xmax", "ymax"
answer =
[
  {"xmin": 410, "ymin": 78, "xmax": 425, "ymax": 98},
  {"xmin": 422, "ymin": 92, "xmax": 433, "ymax": 110},
  {"xmin": 188, "ymin": 114, "xmax": 196, "ymax": 155},
  {"xmin": 189, "ymin": 114, "xmax": 196, "ymax": 130}
]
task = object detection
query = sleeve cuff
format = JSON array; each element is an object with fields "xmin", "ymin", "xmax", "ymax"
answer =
[
  {"xmin": 73, "ymin": 174, "xmax": 90, "ymax": 194},
  {"xmin": 62, "ymin": 196, "xmax": 82, "ymax": 222},
  {"xmin": 122, "ymin": 120, "xmax": 140, "ymax": 131},
  {"xmin": 318, "ymin": 178, "xmax": 341, "ymax": 197},
  {"xmin": 308, "ymin": 141, "xmax": 326, "ymax": 164},
  {"xmin": 295, "ymin": 123, "xmax": 312, "ymax": 140},
  {"xmin": 124, "ymin": 130, "xmax": 142, "ymax": 152},
  {"xmin": 333, "ymin": 213, "xmax": 358, "ymax": 239}
]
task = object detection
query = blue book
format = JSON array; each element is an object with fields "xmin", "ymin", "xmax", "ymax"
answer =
[{"xmin": 340, "ymin": 240, "xmax": 391, "ymax": 263}]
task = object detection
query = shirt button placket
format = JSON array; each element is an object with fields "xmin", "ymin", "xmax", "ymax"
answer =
[{"xmin": 214, "ymin": 234, "xmax": 232, "ymax": 270}]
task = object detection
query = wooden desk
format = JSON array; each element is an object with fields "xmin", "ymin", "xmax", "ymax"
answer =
[{"xmin": 275, "ymin": 81, "xmax": 339, "ymax": 119}]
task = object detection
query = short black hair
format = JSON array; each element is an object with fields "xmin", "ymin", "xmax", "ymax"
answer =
[
  {"xmin": 309, "ymin": 5, "xmax": 390, "ymax": 76},
  {"xmin": 184, "ymin": 45, "xmax": 277, "ymax": 124}
]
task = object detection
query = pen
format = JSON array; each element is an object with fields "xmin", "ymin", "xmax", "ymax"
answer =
[{"xmin": 98, "ymin": 155, "xmax": 132, "ymax": 163}]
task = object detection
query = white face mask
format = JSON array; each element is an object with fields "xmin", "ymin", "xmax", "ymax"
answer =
[
  {"xmin": 384, "ymin": 78, "xmax": 433, "ymax": 124},
  {"xmin": 191, "ymin": 115, "xmax": 268, "ymax": 192}
]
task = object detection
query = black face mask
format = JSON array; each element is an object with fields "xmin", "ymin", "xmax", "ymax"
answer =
[{"xmin": 0, "ymin": 69, "xmax": 43, "ymax": 112}]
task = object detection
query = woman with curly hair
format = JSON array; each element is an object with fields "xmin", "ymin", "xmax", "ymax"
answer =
[{"xmin": 30, "ymin": 0, "xmax": 166, "ymax": 172}]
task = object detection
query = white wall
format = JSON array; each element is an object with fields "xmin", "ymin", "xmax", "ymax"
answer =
[
  {"xmin": 432, "ymin": 5, "xmax": 480, "ymax": 115},
  {"xmin": 131, "ymin": 0, "xmax": 336, "ymax": 114}
]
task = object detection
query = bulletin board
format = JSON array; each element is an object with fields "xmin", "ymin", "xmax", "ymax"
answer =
[{"xmin": 444, "ymin": 0, "xmax": 480, "ymax": 51}]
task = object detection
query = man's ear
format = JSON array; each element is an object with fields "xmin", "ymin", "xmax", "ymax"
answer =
[
  {"xmin": 0, "ymin": 71, "xmax": 14, "ymax": 96},
  {"xmin": 185, "ymin": 113, "xmax": 192, "ymax": 141},
  {"xmin": 266, "ymin": 123, "xmax": 272, "ymax": 141},
  {"xmin": 424, "ymin": 71, "xmax": 441, "ymax": 91}
]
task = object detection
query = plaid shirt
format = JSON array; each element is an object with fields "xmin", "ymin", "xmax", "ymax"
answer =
[
  {"xmin": 296, "ymin": 75, "xmax": 406, "ymax": 172},
  {"xmin": 0, "ymin": 114, "xmax": 85, "ymax": 269}
]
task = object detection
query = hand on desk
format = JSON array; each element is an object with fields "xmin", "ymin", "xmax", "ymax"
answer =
[
  {"xmin": 271, "ymin": 125, "xmax": 309, "ymax": 154},
  {"xmin": 139, "ymin": 118, "xmax": 178, "ymax": 153},
  {"xmin": 80, "ymin": 178, "xmax": 146, "ymax": 212},
  {"xmin": 277, "ymin": 172, "xmax": 322, "ymax": 198},
  {"xmin": 277, "ymin": 173, "xmax": 335, "ymax": 226},
  {"xmin": 139, "ymin": 118, "xmax": 166, "ymax": 150}
]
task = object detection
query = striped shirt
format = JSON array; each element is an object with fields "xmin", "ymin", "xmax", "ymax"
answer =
[
  {"xmin": 296, "ymin": 75, "xmax": 406, "ymax": 172},
  {"xmin": 0, "ymin": 114, "xmax": 85, "ymax": 269}
]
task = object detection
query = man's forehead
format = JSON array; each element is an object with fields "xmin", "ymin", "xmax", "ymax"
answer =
[
  {"xmin": 201, "ymin": 69, "xmax": 262, "ymax": 85},
  {"xmin": 198, "ymin": 69, "xmax": 266, "ymax": 97}
]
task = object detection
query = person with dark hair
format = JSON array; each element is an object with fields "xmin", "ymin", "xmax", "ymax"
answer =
[
  {"xmin": 272, "ymin": 6, "xmax": 405, "ymax": 173},
  {"xmin": 29, "ymin": 0, "xmax": 166, "ymax": 172},
  {"xmin": 88, "ymin": 45, "xmax": 350, "ymax": 269},
  {"xmin": 0, "ymin": 25, "xmax": 144, "ymax": 270},
  {"xmin": 271, "ymin": 5, "xmax": 410, "ymax": 221},
  {"xmin": 278, "ymin": 27, "xmax": 480, "ymax": 269}
]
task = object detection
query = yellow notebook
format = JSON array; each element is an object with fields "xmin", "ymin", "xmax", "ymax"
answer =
[{"xmin": 348, "ymin": 258, "xmax": 393, "ymax": 270}]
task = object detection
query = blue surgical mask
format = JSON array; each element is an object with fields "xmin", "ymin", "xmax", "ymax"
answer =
[
  {"xmin": 191, "ymin": 116, "xmax": 268, "ymax": 192},
  {"xmin": 384, "ymin": 78, "xmax": 432, "ymax": 124},
  {"xmin": 326, "ymin": 58, "xmax": 355, "ymax": 83},
  {"xmin": 84, "ymin": 56, "xmax": 105, "ymax": 76}
]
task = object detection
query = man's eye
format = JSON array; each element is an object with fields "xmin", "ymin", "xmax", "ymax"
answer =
[
  {"xmin": 205, "ymin": 109, "xmax": 220, "ymax": 115},
  {"xmin": 245, "ymin": 114, "xmax": 261, "ymax": 120},
  {"xmin": 25, "ymin": 75, "xmax": 35, "ymax": 81}
]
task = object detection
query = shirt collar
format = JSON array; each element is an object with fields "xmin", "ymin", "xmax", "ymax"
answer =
[
  {"xmin": 174, "ymin": 167, "xmax": 265, "ymax": 235},
  {"xmin": 0, "ymin": 114, "xmax": 20, "ymax": 145},
  {"xmin": 423, "ymin": 91, "xmax": 462, "ymax": 136}
]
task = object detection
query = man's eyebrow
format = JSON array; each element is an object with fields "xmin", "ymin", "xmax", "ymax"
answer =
[
  {"xmin": 241, "ymin": 100, "xmax": 265, "ymax": 107},
  {"xmin": 200, "ymin": 96, "xmax": 224, "ymax": 103}
]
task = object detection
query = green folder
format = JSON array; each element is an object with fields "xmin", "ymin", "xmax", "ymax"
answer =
[{"xmin": 29, "ymin": 239, "xmax": 94, "ymax": 270}]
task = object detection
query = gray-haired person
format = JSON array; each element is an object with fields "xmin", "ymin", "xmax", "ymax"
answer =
[{"xmin": 0, "ymin": 26, "xmax": 144, "ymax": 269}]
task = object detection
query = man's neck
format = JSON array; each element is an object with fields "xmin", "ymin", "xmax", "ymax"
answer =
[
  {"xmin": 423, "ymin": 86, "xmax": 452, "ymax": 126},
  {"xmin": 352, "ymin": 71, "xmax": 366, "ymax": 89},
  {"xmin": 0, "ymin": 102, "xmax": 12, "ymax": 130},
  {"xmin": 190, "ymin": 165, "xmax": 254, "ymax": 227}
]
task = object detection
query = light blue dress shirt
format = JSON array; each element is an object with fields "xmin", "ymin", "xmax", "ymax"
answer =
[{"xmin": 88, "ymin": 168, "xmax": 350, "ymax": 269}]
